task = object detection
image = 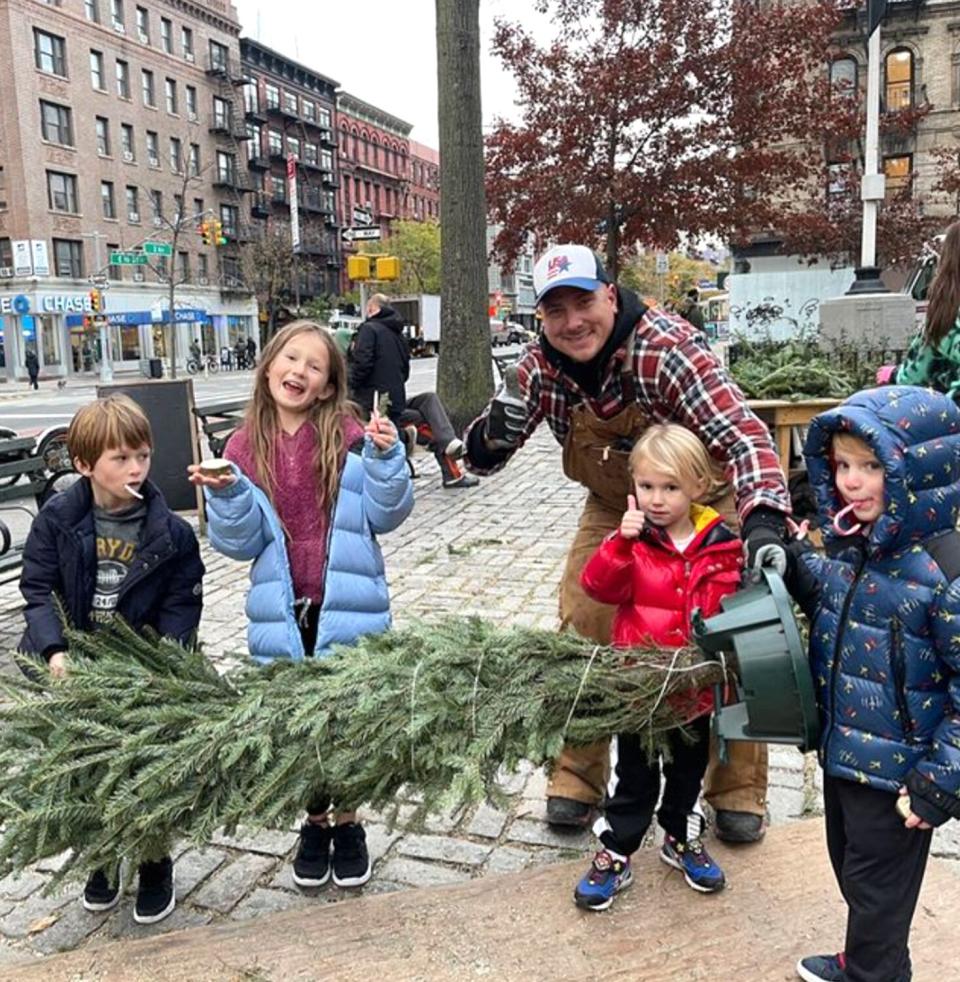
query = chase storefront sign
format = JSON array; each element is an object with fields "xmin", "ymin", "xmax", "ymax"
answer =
[{"xmin": 0, "ymin": 294, "xmax": 94, "ymax": 315}]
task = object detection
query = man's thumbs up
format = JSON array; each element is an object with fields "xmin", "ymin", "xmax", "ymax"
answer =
[{"xmin": 621, "ymin": 494, "xmax": 645, "ymax": 539}]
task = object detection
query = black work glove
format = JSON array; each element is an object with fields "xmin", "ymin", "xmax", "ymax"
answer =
[
  {"xmin": 742, "ymin": 507, "xmax": 790, "ymax": 580},
  {"xmin": 484, "ymin": 365, "xmax": 528, "ymax": 452}
]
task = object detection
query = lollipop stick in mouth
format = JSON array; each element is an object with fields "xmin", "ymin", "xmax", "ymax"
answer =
[
  {"xmin": 832, "ymin": 500, "xmax": 863, "ymax": 536},
  {"xmin": 124, "ymin": 484, "xmax": 144, "ymax": 500}
]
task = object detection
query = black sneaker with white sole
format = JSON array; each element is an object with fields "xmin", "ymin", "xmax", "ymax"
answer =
[
  {"xmin": 293, "ymin": 821, "xmax": 333, "ymax": 887},
  {"xmin": 83, "ymin": 867, "xmax": 122, "ymax": 912},
  {"xmin": 134, "ymin": 856, "xmax": 175, "ymax": 925},
  {"xmin": 332, "ymin": 822, "xmax": 371, "ymax": 887}
]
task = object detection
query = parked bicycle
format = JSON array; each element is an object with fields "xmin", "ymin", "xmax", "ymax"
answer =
[{"xmin": 186, "ymin": 353, "xmax": 220, "ymax": 375}]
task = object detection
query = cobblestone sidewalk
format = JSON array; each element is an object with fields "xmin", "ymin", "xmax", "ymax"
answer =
[{"xmin": 1, "ymin": 431, "xmax": 958, "ymax": 968}]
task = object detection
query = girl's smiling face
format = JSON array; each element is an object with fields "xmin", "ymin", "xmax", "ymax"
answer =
[{"xmin": 266, "ymin": 332, "xmax": 334, "ymax": 428}]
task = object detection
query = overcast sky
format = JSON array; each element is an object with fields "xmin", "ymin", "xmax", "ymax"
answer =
[{"xmin": 232, "ymin": 0, "xmax": 550, "ymax": 147}]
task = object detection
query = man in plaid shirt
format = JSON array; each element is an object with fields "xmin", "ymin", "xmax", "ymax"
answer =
[{"xmin": 464, "ymin": 244, "xmax": 792, "ymax": 843}]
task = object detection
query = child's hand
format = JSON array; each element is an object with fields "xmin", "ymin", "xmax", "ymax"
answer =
[
  {"xmin": 187, "ymin": 464, "xmax": 236, "ymax": 491},
  {"xmin": 620, "ymin": 495, "xmax": 645, "ymax": 539},
  {"xmin": 787, "ymin": 517, "xmax": 810, "ymax": 541},
  {"xmin": 366, "ymin": 416, "xmax": 398, "ymax": 452},
  {"xmin": 898, "ymin": 787, "xmax": 933, "ymax": 830},
  {"xmin": 48, "ymin": 651, "xmax": 68, "ymax": 679}
]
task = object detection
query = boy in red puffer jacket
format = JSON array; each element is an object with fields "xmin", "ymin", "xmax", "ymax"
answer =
[{"xmin": 573, "ymin": 423, "xmax": 743, "ymax": 911}]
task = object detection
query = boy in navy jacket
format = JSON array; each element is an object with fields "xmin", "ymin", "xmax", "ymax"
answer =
[
  {"xmin": 19, "ymin": 393, "xmax": 203, "ymax": 926},
  {"xmin": 786, "ymin": 387, "xmax": 960, "ymax": 982}
]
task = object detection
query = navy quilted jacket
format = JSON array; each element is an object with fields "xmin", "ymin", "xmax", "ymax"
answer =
[{"xmin": 795, "ymin": 386, "xmax": 960, "ymax": 826}]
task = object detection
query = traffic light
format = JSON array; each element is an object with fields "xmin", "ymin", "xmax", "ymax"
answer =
[
  {"xmin": 88, "ymin": 289, "xmax": 101, "ymax": 313},
  {"xmin": 214, "ymin": 220, "xmax": 227, "ymax": 246},
  {"xmin": 347, "ymin": 255, "xmax": 371, "ymax": 280},
  {"xmin": 82, "ymin": 315, "xmax": 92, "ymax": 330},
  {"xmin": 199, "ymin": 221, "xmax": 212, "ymax": 246},
  {"xmin": 375, "ymin": 256, "xmax": 399, "ymax": 281}
]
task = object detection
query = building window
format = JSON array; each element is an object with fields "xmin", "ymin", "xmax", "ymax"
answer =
[
  {"xmin": 265, "ymin": 82, "xmax": 279, "ymax": 109},
  {"xmin": 186, "ymin": 85, "xmax": 197, "ymax": 118},
  {"xmin": 303, "ymin": 143, "xmax": 318, "ymax": 166},
  {"xmin": 135, "ymin": 5, "xmax": 148, "ymax": 41},
  {"xmin": 165, "ymin": 78, "xmax": 177, "ymax": 114},
  {"xmin": 287, "ymin": 135, "xmax": 300, "ymax": 159},
  {"xmin": 181, "ymin": 27, "xmax": 193, "ymax": 59},
  {"xmin": 320, "ymin": 148, "xmax": 332, "ymax": 171},
  {"xmin": 53, "ymin": 238, "xmax": 83, "ymax": 278},
  {"xmin": 271, "ymin": 174, "xmax": 285, "ymax": 200},
  {"xmin": 209, "ymin": 40, "xmax": 228, "ymax": 72},
  {"xmin": 47, "ymin": 171, "xmax": 79, "ymax": 213},
  {"xmin": 268, "ymin": 129, "xmax": 283, "ymax": 156},
  {"xmin": 220, "ymin": 203, "xmax": 238, "ymax": 236},
  {"xmin": 121, "ymin": 123, "xmax": 135, "ymax": 159},
  {"xmin": 149, "ymin": 188, "xmax": 162, "ymax": 222},
  {"xmin": 85, "ymin": 0, "xmax": 99, "ymax": 23},
  {"xmin": 243, "ymin": 82, "xmax": 259, "ymax": 115},
  {"xmin": 40, "ymin": 101, "xmax": 73, "ymax": 146},
  {"xmin": 146, "ymin": 130, "xmax": 159, "ymax": 166},
  {"xmin": 160, "ymin": 17, "xmax": 172, "ymax": 54},
  {"xmin": 217, "ymin": 150, "xmax": 236, "ymax": 182},
  {"xmin": 213, "ymin": 95, "xmax": 230, "ymax": 128},
  {"xmin": 302, "ymin": 100, "xmax": 315, "ymax": 122},
  {"xmin": 141, "ymin": 69, "xmax": 155, "ymax": 107},
  {"xmin": 106, "ymin": 242, "xmax": 121, "ymax": 279},
  {"xmin": 116, "ymin": 59, "xmax": 130, "ymax": 99},
  {"xmin": 319, "ymin": 107, "xmax": 331, "ymax": 129},
  {"xmin": 193, "ymin": 197, "xmax": 204, "ymax": 220},
  {"xmin": 90, "ymin": 50, "xmax": 105, "ymax": 89},
  {"xmin": 885, "ymin": 48, "xmax": 913, "ymax": 111},
  {"xmin": 283, "ymin": 91, "xmax": 298, "ymax": 115},
  {"xmin": 96, "ymin": 116, "xmax": 110, "ymax": 155},
  {"xmin": 177, "ymin": 250, "xmax": 190, "ymax": 281},
  {"xmin": 189, "ymin": 143, "xmax": 200, "ymax": 175},
  {"xmin": 126, "ymin": 185, "xmax": 140, "ymax": 222},
  {"xmin": 34, "ymin": 29, "xmax": 67, "ymax": 77},
  {"xmin": 884, "ymin": 154, "xmax": 912, "ymax": 198},
  {"xmin": 198, "ymin": 253, "xmax": 208, "ymax": 279},
  {"xmin": 170, "ymin": 136, "xmax": 182, "ymax": 171},
  {"xmin": 110, "ymin": 0, "xmax": 124, "ymax": 29},
  {"xmin": 173, "ymin": 193, "xmax": 183, "ymax": 222},
  {"xmin": 101, "ymin": 181, "xmax": 116, "ymax": 218}
]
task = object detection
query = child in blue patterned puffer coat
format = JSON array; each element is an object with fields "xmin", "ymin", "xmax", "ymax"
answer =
[{"xmin": 786, "ymin": 386, "xmax": 960, "ymax": 982}]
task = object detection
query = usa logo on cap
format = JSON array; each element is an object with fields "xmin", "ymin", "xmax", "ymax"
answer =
[
  {"xmin": 547, "ymin": 255, "xmax": 572, "ymax": 280},
  {"xmin": 533, "ymin": 244, "xmax": 610, "ymax": 303}
]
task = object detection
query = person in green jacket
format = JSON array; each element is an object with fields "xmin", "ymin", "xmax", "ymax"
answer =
[{"xmin": 896, "ymin": 220, "xmax": 960, "ymax": 398}]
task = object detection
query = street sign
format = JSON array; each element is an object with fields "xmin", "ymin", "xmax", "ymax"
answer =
[
  {"xmin": 353, "ymin": 205, "xmax": 373, "ymax": 227},
  {"xmin": 109, "ymin": 251, "xmax": 148, "ymax": 265},
  {"xmin": 143, "ymin": 242, "xmax": 172, "ymax": 256},
  {"xmin": 655, "ymin": 252, "xmax": 669, "ymax": 274},
  {"xmin": 342, "ymin": 227, "xmax": 381, "ymax": 243}
]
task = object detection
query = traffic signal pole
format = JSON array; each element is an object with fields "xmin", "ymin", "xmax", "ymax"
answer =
[{"xmin": 81, "ymin": 231, "xmax": 113, "ymax": 383}]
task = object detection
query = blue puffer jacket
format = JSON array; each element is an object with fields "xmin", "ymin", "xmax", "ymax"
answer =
[
  {"xmin": 793, "ymin": 386, "xmax": 960, "ymax": 825},
  {"xmin": 205, "ymin": 434, "xmax": 413, "ymax": 662}
]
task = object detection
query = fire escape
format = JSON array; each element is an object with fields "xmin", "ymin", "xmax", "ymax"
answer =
[{"xmin": 206, "ymin": 51, "xmax": 254, "ymax": 295}]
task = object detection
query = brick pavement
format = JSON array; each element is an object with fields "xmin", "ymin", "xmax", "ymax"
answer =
[{"xmin": 0, "ymin": 430, "xmax": 958, "ymax": 966}]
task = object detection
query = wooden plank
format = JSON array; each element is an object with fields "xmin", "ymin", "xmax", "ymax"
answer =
[{"xmin": 8, "ymin": 820, "xmax": 959, "ymax": 981}]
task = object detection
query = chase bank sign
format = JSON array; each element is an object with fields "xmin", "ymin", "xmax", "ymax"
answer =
[
  {"xmin": 0, "ymin": 293, "xmax": 93, "ymax": 315},
  {"xmin": 0, "ymin": 294, "xmax": 31, "ymax": 315}
]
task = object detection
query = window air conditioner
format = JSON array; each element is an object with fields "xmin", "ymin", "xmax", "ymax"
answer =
[
  {"xmin": 149, "ymin": 155, "xmax": 160, "ymax": 167},
  {"xmin": 0, "ymin": 267, "xmax": 13, "ymax": 278},
  {"xmin": 153, "ymin": 217, "xmax": 163, "ymax": 227},
  {"xmin": 184, "ymin": 52, "xmax": 195, "ymax": 63},
  {"xmin": 198, "ymin": 276, "xmax": 208, "ymax": 285},
  {"xmin": 188, "ymin": 111, "xmax": 198, "ymax": 122},
  {"xmin": 123, "ymin": 150, "xmax": 135, "ymax": 162},
  {"xmin": 133, "ymin": 270, "xmax": 145, "ymax": 282},
  {"xmin": 113, "ymin": 21, "xmax": 125, "ymax": 33},
  {"xmin": 138, "ymin": 31, "xmax": 148, "ymax": 44},
  {"xmin": 129, "ymin": 211, "xmax": 140, "ymax": 222}
]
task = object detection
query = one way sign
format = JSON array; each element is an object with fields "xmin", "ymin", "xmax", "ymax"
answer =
[{"xmin": 342, "ymin": 227, "xmax": 381, "ymax": 243}]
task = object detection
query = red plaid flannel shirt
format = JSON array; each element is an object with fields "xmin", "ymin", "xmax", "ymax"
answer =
[{"xmin": 466, "ymin": 307, "xmax": 790, "ymax": 523}]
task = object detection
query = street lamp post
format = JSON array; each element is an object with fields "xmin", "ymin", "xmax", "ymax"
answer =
[{"xmin": 80, "ymin": 231, "xmax": 113, "ymax": 383}]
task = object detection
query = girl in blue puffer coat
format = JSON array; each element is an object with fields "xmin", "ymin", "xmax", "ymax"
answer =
[
  {"xmin": 188, "ymin": 320, "xmax": 413, "ymax": 896},
  {"xmin": 786, "ymin": 386, "xmax": 960, "ymax": 982}
]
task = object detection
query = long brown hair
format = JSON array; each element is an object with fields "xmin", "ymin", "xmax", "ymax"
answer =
[
  {"xmin": 924, "ymin": 221, "xmax": 960, "ymax": 346},
  {"xmin": 245, "ymin": 320, "xmax": 358, "ymax": 510}
]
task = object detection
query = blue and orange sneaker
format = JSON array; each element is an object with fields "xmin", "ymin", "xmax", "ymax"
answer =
[
  {"xmin": 796, "ymin": 952, "xmax": 846, "ymax": 982},
  {"xmin": 660, "ymin": 834, "xmax": 725, "ymax": 893},
  {"xmin": 573, "ymin": 849, "xmax": 633, "ymax": 911}
]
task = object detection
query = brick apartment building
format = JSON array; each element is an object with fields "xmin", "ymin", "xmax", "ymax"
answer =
[
  {"xmin": 337, "ymin": 91, "xmax": 411, "ymax": 292},
  {"xmin": 239, "ymin": 38, "xmax": 340, "ymax": 305},
  {"xmin": 408, "ymin": 139, "xmax": 439, "ymax": 223},
  {"xmin": 0, "ymin": 0, "xmax": 258, "ymax": 382}
]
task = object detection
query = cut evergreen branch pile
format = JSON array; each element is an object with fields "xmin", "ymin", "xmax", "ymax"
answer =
[
  {"xmin": 729, "ymin": 338, "xmax": 858, "ymax": 400},
  {"xmin": 0, "ymin": 617, "xmax": 726, "ymax": 884}
]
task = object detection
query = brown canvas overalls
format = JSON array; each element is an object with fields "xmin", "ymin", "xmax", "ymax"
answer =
[{"xmin": 550, "ymin": 346, "xmax": 768, "ymax": 818}]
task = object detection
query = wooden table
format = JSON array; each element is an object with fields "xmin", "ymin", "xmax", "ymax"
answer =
[{"xmin": 748, "ymin": 398, "xmax": 842, "ymax": 476}]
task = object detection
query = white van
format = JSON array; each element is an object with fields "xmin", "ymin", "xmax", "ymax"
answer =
[{"xmin": 903, "ymin": 235, "xmax": 943, "ymax": 330}]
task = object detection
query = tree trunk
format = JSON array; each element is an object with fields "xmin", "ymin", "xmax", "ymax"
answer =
[{"xmin": 435, "ymin": 0, "xmax": 493, "ymax": 432}]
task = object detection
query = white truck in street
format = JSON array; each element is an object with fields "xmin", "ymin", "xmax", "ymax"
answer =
[{"xmin": 389, "ymin": 294, "xmax": 441, "ymax": 356}]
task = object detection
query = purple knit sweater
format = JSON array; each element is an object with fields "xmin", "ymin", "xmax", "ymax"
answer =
[{"xmin": 225, "ymin": 415, "xmax": 365, "ymax": 602}]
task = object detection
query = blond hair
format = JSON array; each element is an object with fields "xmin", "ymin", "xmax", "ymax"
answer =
[
  {"xmin": 245, "ymin": 320, "xmax": 359, "ymax": 510},
  {"xmin": 67, "ymin": 394, "xmax": 152, "ymax": 469},
  {"xmin": 831, "ymin": 431, "xmax": 877, "ymax": 459},
  {"xmin": 629, "ymin": 424, "xmax": 725, "ymax": 498}
]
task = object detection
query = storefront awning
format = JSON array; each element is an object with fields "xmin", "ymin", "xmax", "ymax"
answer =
[{"xmin": 65, "ymin": 308, "xmax": 208, "ymax": 327}]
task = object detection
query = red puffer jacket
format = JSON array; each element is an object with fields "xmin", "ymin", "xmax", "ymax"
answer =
[{"xmin": 580, "ymin": 504, "xmax": 743, "ymax": 719}]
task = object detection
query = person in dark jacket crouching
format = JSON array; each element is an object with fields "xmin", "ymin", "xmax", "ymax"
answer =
[
  {"xmin": 785, "ymin": 386, "xmax": 960, "ymax": 982},
  {"xmin": 18, "ymin": 393, "xmax": 204, "ymax": 928}
]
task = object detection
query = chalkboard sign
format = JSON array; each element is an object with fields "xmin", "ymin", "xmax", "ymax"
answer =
[{"xmin": 96, "ymin": 379, "xmax": 201, "ymax": 512}]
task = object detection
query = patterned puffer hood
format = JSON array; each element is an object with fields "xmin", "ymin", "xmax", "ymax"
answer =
[
  {"xmin": 797, "ymin": 386, "xmax": 960, "ymax": 821},
  {"xmin": 804, "ymin": 386, "xmax": 960, "ymax": 555}
]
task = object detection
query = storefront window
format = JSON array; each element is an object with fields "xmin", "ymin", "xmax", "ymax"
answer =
[
  {"xmin": 151, "ymin": 324, "xmax": 168, "ymax": 358},
  {"xmin": 38, "ymin": 314, "xmax": 61, "ymax": 366},
  {"xmin": 110, "ymin": 324, "xmax": 141, "ymax": 361}
]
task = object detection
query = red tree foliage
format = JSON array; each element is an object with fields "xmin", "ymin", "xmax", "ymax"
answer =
[{"xmin": 485, "ymin": 0, "xmax": 931, "ymax": 274}]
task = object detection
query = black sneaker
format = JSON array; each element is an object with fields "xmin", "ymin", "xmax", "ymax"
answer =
[
  {"xmin": 796, "ymin": 952, "xmax": 846, "ymax": 982},
  {"xmin": 714, "ymin": 809, "xmax": 766, "ymax": 843},
  {"xmin": 292, "ymin": 821, "xmax": 333, "ymax": 888},
  {"xmin": 332, "ymin": 822, "xmax": 371, "ymax": 887},
  {"xmin": 134, "ymin": 856, "xmax": 175, "ymax": 925},
  {"xmin": 442, "ymin": 472, "xmax": 479, "ymax": 489},
  {"xmin": 83, "ymin": 867, "xmax": 122, "ymax": 912}
]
